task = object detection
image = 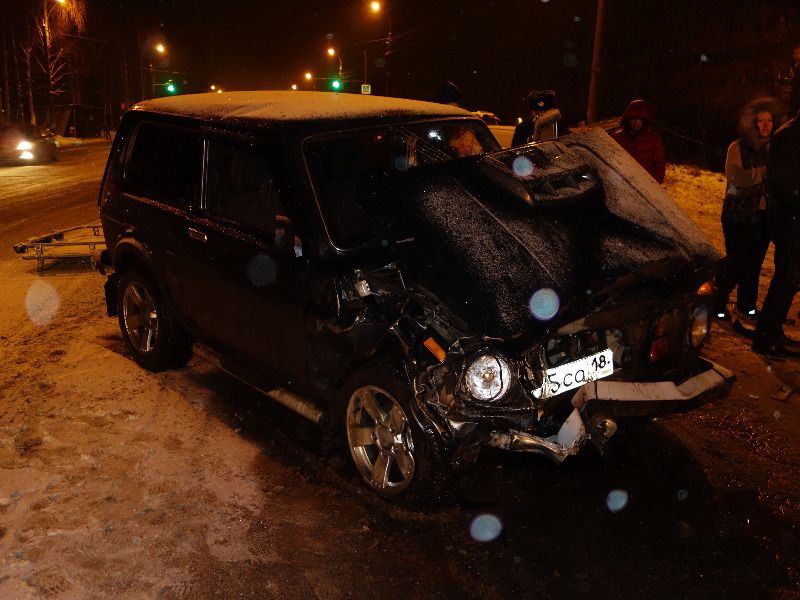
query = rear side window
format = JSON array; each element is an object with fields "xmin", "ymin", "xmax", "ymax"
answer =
[
  {"xmin": 124, "ymin": 123, "xmax": 202, "ymax": 208},
  {"xmin": 205, "ymin": 139, "xmax": 285, "ymax": 234}
]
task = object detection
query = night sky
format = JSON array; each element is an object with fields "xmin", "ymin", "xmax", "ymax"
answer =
[
  {"xmin": 90, "ymin": 0, "xmax": 596, "ymax": 123},
  {"xmin": 83, "ymin": 0, "xmax": 799, "ymax": 160}
]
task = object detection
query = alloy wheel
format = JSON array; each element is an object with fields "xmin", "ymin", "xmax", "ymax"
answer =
[
  {"xmin": 345, "ymin": 385, "xmax": 416, "ymax": 495},
  {"xmin": 122, "ymin": 281, "xmax": 159, "ymax": 354}
]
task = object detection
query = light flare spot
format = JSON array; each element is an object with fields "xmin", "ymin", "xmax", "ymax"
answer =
[
  {"xmin": 512, "ymin": 155, "xmax": 535, "ymax": 177},
  {"xmin": 574, "ymin": 15, "xmax": 581, "ymax": 22},
  {"xmin": 773, "ymin": 410, "xmax": 781, "ymax": 420},
  {"xmin": 677, "ymin": 489, "xmax": 689, "ymax": 502},
  {"xmin": 606, "ymin": 489, "xmax": 629, "ymax": 513},
  {"xmin": 470, "ymin": 513, "xmax": 503, "ymax": 542},
  {"xmin": 529, "ymin": 288, "xmax": 560, "ymax": 321},
  {"xmin": 246, "ymin": 254, "xmax": 276, "ymax": 287},
  {"xmin": 700, "ymin": 53, "xmax": 709, "ymax": 62},
  {"xmin": 563, "ymin": 53, "xmax": 578, "ymax": 68},
  {"xmin": 25, "ymin": 280, "xmax": 60, "ymax": 326}
]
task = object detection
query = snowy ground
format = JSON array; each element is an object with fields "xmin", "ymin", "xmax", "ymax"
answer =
[{"xmin": 0, "ymin": 163, "xmax": 798, "ymax": 598}]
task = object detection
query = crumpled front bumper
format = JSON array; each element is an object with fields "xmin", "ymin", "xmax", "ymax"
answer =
[{"xmin": 486, "ymin": 359, "xmax": 735, "ymax": 463}]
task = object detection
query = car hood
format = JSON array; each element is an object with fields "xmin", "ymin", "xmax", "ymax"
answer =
[{"xmin": 373, "ymin": 128, "xmax": 719, "ymax": 340}]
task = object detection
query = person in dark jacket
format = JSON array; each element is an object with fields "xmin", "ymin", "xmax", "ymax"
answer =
[
  {"xmin": 511, "ymin": 90, "xmax": 560, "ymax": 146},
  {"xmin": 752, "ymin": 108, "xmax": 800, "ymax": 358},
  {"xmin": 714, "ymin": 98, "xmax": 778, "ymax": 323},
  {"xmin": 428, "ymin": 81, "xmax": 466, "ymax": 108},
  {"xmin": 611, "ymin": 99, "xmax": 666, "ymax": 183}
]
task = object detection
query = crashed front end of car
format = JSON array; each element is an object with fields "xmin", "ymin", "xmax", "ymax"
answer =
[
  {"xmin": 319, "ymin": 126, "xmax": 734, "ymax": 468},
  {"xmin": 347, "ymin": 260, "xmax": 733, "ymax": 467}
]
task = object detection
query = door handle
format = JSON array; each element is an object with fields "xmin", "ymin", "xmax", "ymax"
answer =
[{"xmin": 187, "ymin": 227, "xmax": 207, "ymax": 243}]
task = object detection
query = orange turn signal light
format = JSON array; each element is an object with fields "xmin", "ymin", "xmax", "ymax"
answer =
[
  {"xmin": 697, "ymin": 279, "xmax": 715, "ymax": 296},
  {"xmin": 423, "ymin": 337, "xmax": 447, "ymax": 363}
]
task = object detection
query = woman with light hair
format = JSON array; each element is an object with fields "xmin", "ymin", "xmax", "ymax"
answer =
[{"xmin": 715, "ymin": 97, "xmax": 780, "ymax": 326}]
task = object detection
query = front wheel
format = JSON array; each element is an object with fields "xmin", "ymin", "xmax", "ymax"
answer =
[
  {"xmin": 117, "ymin": 269, "xmax": 192, "ymax": 371},
  {"xmin": 340, "ymin": 365, "xmax": 451, "ymax": 509}
]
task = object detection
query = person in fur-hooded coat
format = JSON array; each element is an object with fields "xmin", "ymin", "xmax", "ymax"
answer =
[{"xmin": 715, "ymin": 97, "xmax": 780, "ymax": 322}]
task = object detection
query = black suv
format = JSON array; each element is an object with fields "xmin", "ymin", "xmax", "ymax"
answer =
[{"xmin": 98, "ymin": 91, "xmax": 733, "ymax": 507}]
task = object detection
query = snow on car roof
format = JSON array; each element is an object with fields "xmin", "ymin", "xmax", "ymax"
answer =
[{"xmin": 130, "ymin": 91, "xmax": 471, "ymax": 123}]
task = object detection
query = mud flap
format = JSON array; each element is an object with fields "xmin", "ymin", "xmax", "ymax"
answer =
[{"xmin": 104, "ymin": 274, "xmax": 119, "ymax": 317}]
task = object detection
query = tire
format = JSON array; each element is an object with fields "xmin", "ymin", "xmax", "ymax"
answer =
[
  {"xmin": 117, "ymin": 268, "xmax": 192, "ymax": 371},
  {"xmin": 339, "ymin": 364, "xmax": 452, "ymax": 510}
]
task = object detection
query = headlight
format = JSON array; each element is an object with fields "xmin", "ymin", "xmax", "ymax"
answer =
[
  {"xmin": 464, "ymin": 354, "xmax": 512, "ymax": 401},
  {"xmin": 689, "ymin": 305, "xmax": 710, "ymax": 347},
  {"xmin": 16, "ymin": 140, "xmax": 33, "ymax": 151}
]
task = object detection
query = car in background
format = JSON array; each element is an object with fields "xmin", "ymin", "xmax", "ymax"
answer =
[
  {"xmin": 0, "ymin": 124, "xmax": 58, "ymax": 164},
  {"xmin": 472, "ymin": 110, "xmax": 501, "ymax": 125},
  {"xmin": 98, "ymin": 91, "xmax": 733, "ymax": 509}
]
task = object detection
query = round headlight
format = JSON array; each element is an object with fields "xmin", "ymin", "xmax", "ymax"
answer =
[
  {"xmin": 464, "ymin": 354, "xmax": 512, "ymax": 401},
  {"xmin": 689, "ymin": 305, "xmax": 710, "ymax": 347},
  {"xmin": 16, "ymin": 140, "xmax": 33, "ymax": 151}
]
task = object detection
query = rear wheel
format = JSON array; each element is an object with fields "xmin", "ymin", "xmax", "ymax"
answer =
[
  {"xmin": 340, "ymin": 365, "xmax": 451, "ymax": 509},
  {"xmin": 117, "ymin": 269, "xmax": 192, "ymax": 371}
]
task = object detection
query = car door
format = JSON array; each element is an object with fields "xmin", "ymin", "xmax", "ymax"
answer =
[
  {"xmin": 180, "ymin": 133, "xmax": 308, "ymax": 385},
  {"xmin": 118, "ymin": 120, "xmax": 203, "ymax": 317}
]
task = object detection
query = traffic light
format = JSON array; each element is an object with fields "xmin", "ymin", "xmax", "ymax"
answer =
[
  {"xmin": 166, "ymin": 82, "xmax": 177, "ymax": 94},
  {"xmin": 331, "ymin": 79, "xmax": 341, "ymax": 91}
]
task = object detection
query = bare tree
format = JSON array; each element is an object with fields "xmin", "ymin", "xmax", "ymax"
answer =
[{"xmin": 34, "ymin": 0, "xmax": 86, "ymax": 128}]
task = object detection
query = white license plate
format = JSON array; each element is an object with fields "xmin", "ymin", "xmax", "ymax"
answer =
[{"xmin": 539, "ymin": 348, "xmax": 614, "ymax": 398}]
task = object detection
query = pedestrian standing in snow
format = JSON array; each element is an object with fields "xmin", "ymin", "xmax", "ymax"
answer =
[
  {"xmin": 611, "ymin": 99, "xmax": 666, "ymax": 184},
  {"xmin": 714, "ymin": 98, "xmax": 778, "ymax": 324},
  {"xmin": 427, "ymin": 81, "xmax": 466, "ymax": 109},
  {"xmin": 752, "ymin": 107, "xmax": 800, "ymax": 358},
  {"xmin": 511, "ymin": 90, "xmax": 560, "ymax": 146}
]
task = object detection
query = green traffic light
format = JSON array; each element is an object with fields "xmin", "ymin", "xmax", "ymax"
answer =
[
  {"xmin": 331, "ymin": 79, "xmax": 341, "ymax": 91},
  {"xmin": 166, "ymin": 83, "xmax": 176, "ymax": 93}
]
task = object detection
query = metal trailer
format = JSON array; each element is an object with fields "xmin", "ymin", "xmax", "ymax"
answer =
[{"xmin": 13, "ymin": 224, "xmax": 105, "ymax": 272}]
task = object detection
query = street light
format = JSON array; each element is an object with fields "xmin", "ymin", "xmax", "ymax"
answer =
[
  {"xmin": 326, "ymin": 47, "xmax": 343, "ymax": 81},
  {"xmin": 368, "ymin": 1, "xmax": 392, "ymax": 94},
  {"xmin": 145, "ymin": 41, "xmax": 166, "ymax": 99}
]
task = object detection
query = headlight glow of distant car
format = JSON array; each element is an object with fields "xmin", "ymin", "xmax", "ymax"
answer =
[
  {"xmin": 16, "ymin": 140, "xmax": 33, "ymax": 151},
  {"xmin": 464, "ymin": 354, "xmax": 512, "ymax": 401},
  {"xmin": 689, "ymin": 305, "xmax": 710, "ymax": 347}
]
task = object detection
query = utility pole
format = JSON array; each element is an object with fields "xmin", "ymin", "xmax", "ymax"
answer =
[{"xmin": 587, "ymin": 0, "xmax": 606, "ymax": 124}]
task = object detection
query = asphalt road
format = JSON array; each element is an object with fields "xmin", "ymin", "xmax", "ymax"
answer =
[{"xmin": 0, "ymin": 142, "xmax": 110, "ymax": 254}]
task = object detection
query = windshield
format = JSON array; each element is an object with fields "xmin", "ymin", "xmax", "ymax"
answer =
[{"xmin": 305, "ymin": 118, "xmax": 499, "ymax": 250}]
